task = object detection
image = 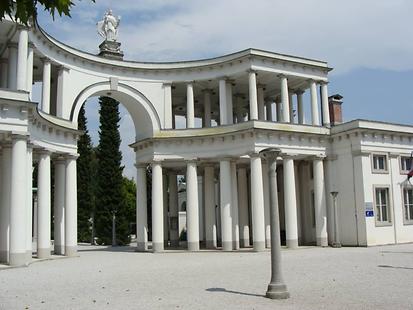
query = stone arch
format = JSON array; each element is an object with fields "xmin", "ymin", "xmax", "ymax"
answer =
[{"xmin": 70, "ymin": 81, "xmax": 161, "ymax": 140}]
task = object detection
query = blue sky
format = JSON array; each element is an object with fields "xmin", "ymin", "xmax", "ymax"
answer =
[{"xmin": 36, "ymin": 0, "xmax": 413, "ymax": 179}]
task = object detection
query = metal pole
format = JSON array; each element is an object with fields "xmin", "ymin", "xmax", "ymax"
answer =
[
  {"xmin": 112, "ymin": 211, "xmax": 117, "ymax": 247},
  {"xmin": 331, "ymin": 192, "xmax": 341, "ymax": 248},
  {"xmin": 260, "ymin": 148, "xmax": 289, "ymax": 299}
]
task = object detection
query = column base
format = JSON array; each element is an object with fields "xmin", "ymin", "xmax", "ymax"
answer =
[
  {"xmin": 266, "ymin": 283, "xmax": 290, "ymax": 299},
  {"xmin": 286, "ymin": 239, "xmax": 298, "ymax": 249},
  {"xmin": 188, "ymin": 241, "xmax": 199, "ymax": 251},
  {"xmin": 152, "ymin": 242, "xmax": 164, "ymax": 253},
  {"xmin": 136, "ymin": 242, "xmax": 148, "ymax": 252},
  {"xmin": 222, "ymin": 241, "xmax": 233, "ymax": 251},
  {"xmin": 26, "ymin": 250, "xmax": 32, "ymax": 262},
  {"xmin": 9, "ymin": 252, "xmax": 29, "ymax": 266},
  {"xmin": 37, "ymin": 248, "xmax": 51, "ymax": 259},
  {"xmin": 64, "ymin": 246, "xmax": 77, "ymax": 257},
  {"xmin": 232, "ymin": 241, "xmax": 240, "ymax": 250},
  {"xmin": 253, "ymin": 241, "xmax": 265, "ymax": 252},
  {"xmin": 205, "ymin": 240, "xmax": 216, "ymax": 249},
  {"xmin": 240, "ymin": 238, "xmax": 250, "ymax": 248},
  {"xmin": 54, "ymin": 244, "xmax": 65, "ymax": 255},
  {"xmin": 317, "ymin": 237, "xmax": 328, "ymax": 247},
  {"xmin": 0, "ymin": 250, "xmax": 9, "ymax": 264}
]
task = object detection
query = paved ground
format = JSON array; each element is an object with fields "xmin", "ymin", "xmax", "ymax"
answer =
[{"xmin": 0, "ymin": 243, "xmax": 412, "ymax": 310}]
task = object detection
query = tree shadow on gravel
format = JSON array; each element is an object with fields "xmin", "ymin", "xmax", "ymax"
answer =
[{"xmin": 206, "ymin": 287, "xmax": 265, "ymax": 298}]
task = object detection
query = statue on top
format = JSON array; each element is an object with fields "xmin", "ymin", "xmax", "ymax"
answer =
[{"xmin": 97, "ymin": 9, "xmax": 121, "ymax": 42}]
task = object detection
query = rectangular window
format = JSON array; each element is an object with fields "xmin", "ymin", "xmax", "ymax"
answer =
[
  {"xmin": 375, "ymin": 187, "xmax": 391, "ymax": 225},
  {"xmin": 400, "ymin": 156, "xmax": 412, "ymax": 173},
  {"xmin": 372, "ymin": 154, "xmax": 388, "ymax": 173},
  {"xmin": 403, "ymin": 188, "xmax": 413, "ymax": 224}
]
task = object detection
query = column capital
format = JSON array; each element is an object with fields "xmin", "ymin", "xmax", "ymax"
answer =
[
  {"xmin": 248, "ymin": 151, "xmax": 261, "ymax": 158},
  {"xmin": 185, "ymin": 158, "xmax": 199, "ymax": 164},
  {"xmin": 11, "ymin": 133, "xmax": 29, "ymax": 141},
  {"xmin": 295, "ymin": 89, "xmax": 305, "ymax": 95},
  {"xmin": 247, "ymin": 69, "xmax": 257, "ymax": 74},
  {"xmin": 0, "ymin": 57, "xmax": 8, "ymax": 64},
  {"xmin": 163, "ymin": 82, "xmax": 173, "ymax": 87},
  {"xmin": 319, "ymin": 80, "xmax": 329, "ymax": 86},
  {"xmin": 65, "ymin": 153, "xmax": 79, "ymax": 160},
  {"xmin": 202, "ymin": 88, "xmax": 213, "ymax": 93},
  {"xmin": 311, "ymin": 154, "xmax": 327, "ymax": 161},
  {"xmin": 257, "ymin": 83, "xmax": 266, "ymax": 90},
  {"xmin": 37, "ymin": 148, "xmax": 53, "ymax": 156},
  {"xmin": 277, "ymin": 73, "xmax": 288, "ymax": 79},
  {"xmin": 16, "ymin": 24, "xmax": 29, "ymax": 31},
  {"xmin": 186, "ymin": 80, "xmax": 195, "ymax": 86},
  {"xmin": 40, "ymin": 57, "xmax": 51, "ymax": 64},
  {"xmin": 259, "ymin": 148, "xmax": 282, "ymax": 161},
  {"xmin": 53, "ymin": 155, "xmax": 67, "ymax": 164}
]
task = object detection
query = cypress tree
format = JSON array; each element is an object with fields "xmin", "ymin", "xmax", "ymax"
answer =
[
  {"xmin": 77, "ymin": 105, "xmax": 94, "ymax": 243},
  {"xmin": 95, "ymin": 96, "xmax": 130, "ymax": 245}
]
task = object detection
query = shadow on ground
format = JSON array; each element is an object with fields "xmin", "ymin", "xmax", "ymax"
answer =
[{"xmin": 206, "ymin": 287, "xmax": 265, "ymax": 298}]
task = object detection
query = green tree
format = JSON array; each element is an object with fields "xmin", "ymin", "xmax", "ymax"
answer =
[
  {"xmin": 94, "ymin": 96, "xmax": 129, "ymax": 245},
  {"xmin": 0, "ymin": 0, "xmax": 94, "ymax": 25},
  {"xmin": 122, "ymin": 176, "xmax": 136, "ymax": 234},
  {"xmin": 77, "ymin": 105, "xmax": 94, "ymax": 243}
]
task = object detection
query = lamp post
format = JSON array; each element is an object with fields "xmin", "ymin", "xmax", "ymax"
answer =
[
  {"xmin": 260, "ymin": 148, "xmax": 290, "ymax": 299},
  {"xmin": 330, "ymin": 192, "xmax": 341, "ymax": 248}
]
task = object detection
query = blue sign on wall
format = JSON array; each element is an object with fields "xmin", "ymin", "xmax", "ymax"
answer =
[{"xmin": 366, "ymin": 210, "xmax": 374, "ymax": 217}]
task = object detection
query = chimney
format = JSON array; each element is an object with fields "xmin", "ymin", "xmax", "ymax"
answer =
[{"xmin": 329, "ymin": 94, "xmax": 343, "ymax": 126}]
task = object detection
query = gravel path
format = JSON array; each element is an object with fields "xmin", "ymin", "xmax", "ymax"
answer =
[{"xmin": 1, "ymin": 243, "xmax": 412, "ymax": 310}]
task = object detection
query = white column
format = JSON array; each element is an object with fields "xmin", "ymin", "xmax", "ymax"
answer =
[
  {"xmin": 65, "ymin": 155, "xmax": 77, "ymax": 257},
  {"xmin": 26, "ymin": 44, "xmax": 33, "ymax": 97},
  {"xmin": 54, "ymin": 158, "xmax": 66, "ymax": 255},
  {"xmin": 235, "ymin": 95, "xmax": 244, "ymax": 124},
  {"xmin": 226, "ymin": 81, "xmax": 234, "ymax": 124},
  {"xmin": 163, "ymin": 83, "xmax": 173, "ymax": 129},
  {"xmin": 289, "ymin": 92, "xmax": 294, "ymax": 123},
  {"xmin": 313, "ymin": 158, "xmax": 328, "ymax": 246},
  {"xmin": 0, "ymin": 145, "xmax": 11, "ymax": 263},
  {"xmin": 0, "ymin": 58, "xmax": 8, "ymax": 88},
  {"xmin": 220, "ymin": 160, "xmax": 232, "ymax": 251},
  {"xmin": 162, "ymin": 174, "xmax": 168, "ymax": 246},
  {"xmin": 203, "ymin": 90, "xmax": 212, "ymax": 128},
  {"xmin": 280, "ymin": 75, "xmax": 290, "ymax": 122},
  {"xmin": 186, "ymin": 82, "xmax": 195, "ymax": 128},
  {"xmin": 37, "ymin": 151, "xmax": 51, "ymax": 259},
  {"xmin": 248, "ymin": 71, "xmax": 258, "ymax": 120},
  {"xmin": 136, "ymin": 164, "xmax": 148, "ymax": 251},
  {"xmin": 16, "ymin": 28, "xmax": 28, "ymax": 91},
  {"xmin": 7, "ymin": 43, "xmax": 18, "ymax": 90},
  {"xmin": 297, "ymin": 91, "xmax": 304, "ymax": 124},
  {"xmin": 186, "ymin": 161, "xmax": 199, "ymax": 251},
  {"xmin": 262, "ymin": 162, "xmax": 271, "ymax": 248},
  {"xmin": 219, "ymin": 79, "xmax": 227, "ymax": 125},
  {"xmin": 250, "ymin": 154, "xmax": 265, "ymax": 251},
  {"xmin": 168, "ymin": 173, "xmax": 179, "ymax": 247},
  {"xmin": 283, "ymin": 156, "xmax": 299, "ymax": 248},
  {"xmin": 9, "ymin": 136, "xmax": 28, "ymax": 266},
  {"xmin": 257, "ymin": 85, "xmax": 265, "ymax": 120},
  {"xmin": 152, "ymin": 161, "xmax": 163, "ymax": 252},
  {"xmin": 25, "ymin": 146, "xmax": 33, "ymax": 261},
  {"xmin": 204, "ymin": 165, "xmax": 216, "ymax": 249},
  {"xmin": 41, "ymin": 59, "xmax": 51, "ymax": 113},
  {"xmin": 266, "ymin": 102, "xmax": 273, "ymax": 122},
  {"xmin": 230, "ymin": 162, "xmax": 239, "ymax": 250},
  {"xmin": 310, "ymin": 80, "xmax": 320, "ymax": 126},
  {"xmin": 320, "ymin": 82, "xmax": 330, "ymax": 127},
  {"xmin": 56, "ymin": 66, "xmax": 69, "ymax": 117},
  {"xmin": 237, "ymin": 167, "xmax": 249, "ymax": 247}
]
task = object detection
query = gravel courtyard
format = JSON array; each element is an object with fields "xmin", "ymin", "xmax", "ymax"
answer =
[{"xmin": 0, "ymin": 243, "xmax": 412, "ymax": 310}]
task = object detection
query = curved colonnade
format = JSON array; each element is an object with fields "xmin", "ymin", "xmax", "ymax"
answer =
[{"xmin": 0, "ymin": 19, "xmax": 333, "ymax": 266}]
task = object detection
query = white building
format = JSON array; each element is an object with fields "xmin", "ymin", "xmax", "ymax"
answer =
[{"xmin": 0, "ymin": 16, "xmax": 412, "ymax": 267}]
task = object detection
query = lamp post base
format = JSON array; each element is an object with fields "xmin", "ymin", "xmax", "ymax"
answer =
[{"xmin": 266, "ymin": 283, "xmax": 290, "ymax": 299}]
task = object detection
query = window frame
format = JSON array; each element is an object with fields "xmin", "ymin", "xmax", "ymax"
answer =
[
  {"xmin": 373, "ymin": 185, "xmax": 392, "ymax": 227},
  {"xmin": 400, "ymin": 156, "xmax": 413, "ymax": 174},
  {"xmin": 371, "ymin": 153, "xmax": 389, "ymax": 174},
  {"xmin": 402, "ymin": 186, "xmax": 413, "ymax": 225}
]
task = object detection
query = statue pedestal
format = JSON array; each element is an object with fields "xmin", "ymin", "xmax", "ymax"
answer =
[{"xmin": 98, "ymin": 40, "xmax": 124, "ymax": 60}]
